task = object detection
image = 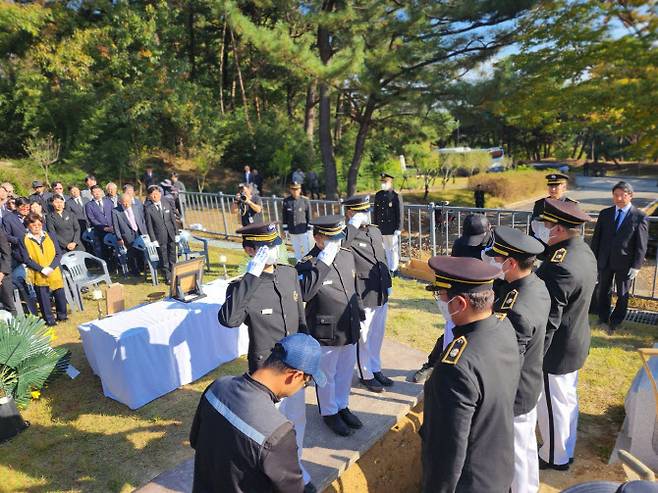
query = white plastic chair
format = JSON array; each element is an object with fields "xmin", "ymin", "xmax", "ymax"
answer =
[
  {"xmin": 176, "ymin": 230, "xmax": 210, "ymax": 271},
  {"xmin": 132, "ymin": 235, "xmax": 160, "ymax": 285},
  {"xmin": 60, "ymin": 251, "xmax": 112, "ymax": 310}
]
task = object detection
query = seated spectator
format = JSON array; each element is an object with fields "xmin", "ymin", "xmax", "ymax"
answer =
[
  {"xmin": 19, "ymin": 213, "xmax": 68, "ymax": 326},
  {"xmin": 84, "ymin": 184, "xmax": 114, "ymax": 259},
  {"xmin": 112, "ymin": 194, "xmax": 148, "ymax": 276},
  {"xmin": 47, "ymin": 194, "xmax": 82, "ymax": 252},
  {"xmin": 106, "ymin": 182, "xmax": 119, "ymax": 207}
]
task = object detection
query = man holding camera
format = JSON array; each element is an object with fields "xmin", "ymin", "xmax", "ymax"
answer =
[{"xmin": 231, "ymin": 183, "xmax": 263, "ymax": 226}]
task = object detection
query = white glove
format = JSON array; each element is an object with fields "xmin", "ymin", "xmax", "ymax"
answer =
[
  {"xmin": 318, "ymin": 240, "xmax": 340, "ymax": 266},
  {"xmin": 387, "ymin": 286, "xmax": 393, "ymax": 296},
  {"xmin": 266, "ymin": 246, "xmax": 280, "ymax": 265},
  {"xmin": 41, "ymin": 267, "xmax": 54, "ymax": 276},
  {"xmin": 348, "ymin": 212, "xmax": 369, "ymax": 229},
  {"xmin": 628, "ymin": 268, "xmax": 640, "ymax": 280},
  {"xmin": 246, "ymin": 246, "xmax": 269, "ymax": 277},
  {"xmin": 394, "ymin": 230, "xmax": 401, "ymax": 237}
]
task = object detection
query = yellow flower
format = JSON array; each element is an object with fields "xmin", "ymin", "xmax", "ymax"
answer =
[
  {"xmin": 31, "ymin": 390, "xmax": 41, "ymax": 399},
  {"xmin": 45, "ymin": 328, "xmax": 57, "ymax": 342}
]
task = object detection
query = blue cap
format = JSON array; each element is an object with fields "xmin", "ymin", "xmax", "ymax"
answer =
[{"xmin": 275, "ymin": 333, "xmax": 326, "ymax": 387}]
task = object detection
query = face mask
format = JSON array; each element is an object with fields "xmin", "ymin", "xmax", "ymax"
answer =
[
  {"xmin": 381, "ymin": 182, "xmax": 391, "ymax": 191},
  {"xmin": 495, "ymin": 258, "xmax": 511, "ymax": 279},
  {"xmin": 266, "ymin": 246, "xmax": 280, "ymax": 265},
  {"xmin": 435, "ymin": 296, "xmax": 459, "ymax": 325},
  {"xmin": 532, "ymin": 221, "xmax": 552, "ymax": 244}
]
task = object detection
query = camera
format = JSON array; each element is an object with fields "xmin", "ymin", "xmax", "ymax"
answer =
[{"xmin": 234, "ymin": 192, "xmax": 247, "ymax": 203}]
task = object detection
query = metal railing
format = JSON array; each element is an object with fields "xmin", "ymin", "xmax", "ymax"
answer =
[{"xmin": 180, "ymin": 191, "xmax": 658, "ymax": 301}]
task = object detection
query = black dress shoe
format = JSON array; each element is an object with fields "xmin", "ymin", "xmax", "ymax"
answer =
[
  {"xmin": 323, "ymin": 414, "xmax": 354, "ymax": 436},
  {"xmin": 46, "ymin": 320, "xmax": 57, "ymax": 327},
  {"xmin": 413, "ymin": 364, "xmax": 434, "ymax": 384},
  {"xmin": 338, "ymin": 408, "xmax": 363, "ymax": 429},
  {"xmin": 538, "ymin": 457, "xmax": 569, "ymax": 471},
  {"xmin": 373, "ymin": 371, "xmax": 394, "ymax": 387},
  {"xmin": 303, "ymin": 482, "xmax": 317, "ymax": 493},
  {"xmin": 359, "ymin": 378, "xmax": 384, "ymax": 393}
]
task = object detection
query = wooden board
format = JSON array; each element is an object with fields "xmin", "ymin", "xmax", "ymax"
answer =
[{"xmin": 106, "ymin": 283, "xmax": 125, "ymax": 315}]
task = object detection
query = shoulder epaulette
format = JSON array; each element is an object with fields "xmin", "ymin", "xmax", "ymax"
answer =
[
  {"xmin": 441, "ymin": 336, "xmax": 468, "ymax": 365},
  {"xmin": 550, "ymin": 248, "xmax": 567, "ymax": 263},
  {"xmin": 501, "ymin": 289, "xmax": 518, "ymax": 310},
  {"xmin": 494, "ymin": 312, "xmax": 508, "ymax": 321},
  {"xmin": 300, "ymin": 254, "xmax": 314, "ymax": 263},
  {"xmin": 565, "ymin": 197, "xmax": 579, "ymax": 204}
]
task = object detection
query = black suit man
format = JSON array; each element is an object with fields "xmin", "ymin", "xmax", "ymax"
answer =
[
  {"xmin": 84, "ymin": 185, "xmax": 114, "ymax": 260},
  {"xmin": 590, "ymin": 181, "xmax": 649, "ymax": 332},
  {"xmin": 113, "ymin": 195, "xmax": 148, "ymax": 276},
  {"xmin": 66, "ymin": 186, "xmax": 89, "ymax": 233},
  {"xmin": 0, "ymin": 227, "xmax": 16, "ymax": 315},
  {"xmin": 144, "ymin": 185, "xmax": 177, "ymax": 283},
  {"xmin": 46, "ymin": 194, "xmax": 82, "ymax": 252}
]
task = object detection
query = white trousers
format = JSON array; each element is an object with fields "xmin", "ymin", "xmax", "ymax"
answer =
[
  {"xmin": 277, "ymin": 390, "xmax": 310, "ymax": 484},
  {"xmin": 382, "ymin": 234, "xmax": 400, "ymax": 272},
  {"xmin": 356, "ymin": 304, "xmax": 388, "ymax": 380},
  {"xmin": 316, "ymin": 344, "xmax": 356, "ymax": 416},
  {"xmin": 537, "ymin": 371, "xmax": 579, "ymax": 467},
  {"xmin": 512, "ymin": 407, "xmax": 539, "ymax": 493},
  {"xmin": 290, "ymin": 232, "xmax": 313, "ymax": 261}
]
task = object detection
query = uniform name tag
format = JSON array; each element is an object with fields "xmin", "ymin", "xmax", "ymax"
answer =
[
  {"xmin": 261, "ymin": 308, "xmax": 273, "ymax": 315},
  {"xmin": 358, "ymin": 242, "xmax": 367, "ymax": 248},
  {"xmin": 322, "ymin": 280, "xmax": 333, "ymax": 285}
]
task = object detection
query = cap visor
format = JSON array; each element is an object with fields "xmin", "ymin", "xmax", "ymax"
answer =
[
  {"xmin": 464, "ymin": 233, "xmax": 487, "ymax": 247},
  {"xmin": 253, "ymin": 236, "xmax": 282, "ymax": 248},
  {"xmin": 312, "ymin": 369, "xmax": 327, "ymax": 388}
]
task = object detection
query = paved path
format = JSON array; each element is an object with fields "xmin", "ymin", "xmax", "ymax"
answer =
[{"xmin": 511, "ymin": 176, "xmax": 657, "ymax": 213}]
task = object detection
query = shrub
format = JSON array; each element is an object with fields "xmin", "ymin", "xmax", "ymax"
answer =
[{"xmin": 468, "ymin": 169, "xmax": 547, "ymax": 203}]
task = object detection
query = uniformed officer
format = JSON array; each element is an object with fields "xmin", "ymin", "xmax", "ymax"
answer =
[
  {"xmin": 483, "ymin": 226, "xmax": 551, "ymax": 493},
  {"xmin": 282, "ymin": 181, "xmax": 313, "ymax": 261},
  {"xmin": 421, "ymin": 256, "xmax": 520, "ymax": 493},
  {"xmin": 530, "ymin": 173, "xmax": 577, "ymax": 236},
  {"xmin": 218, "ymin": 222, "xmax": 315, "ymax": 492},
  {"xmin": 373, "ymin": 173, "xmax": 404, "ymax": 275},
  {"xmin": 296, "ymin": 215, "xmax": 364, "ymax": 437},
  {"xmin": 342, "ymin": 195, "xmax": 393, "ymax": 393},
  {"xmin": 534, "ymin": 198, "xmax": 597, "ymax": 471},
  {"xmin": 190, "ymin": 333, "xmax": 326, "ymax": 493}
]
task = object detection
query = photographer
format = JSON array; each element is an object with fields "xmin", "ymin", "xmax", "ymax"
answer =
[{"xmin": 231, "ymin": 183, "xmax": 263, "ymax": 226}]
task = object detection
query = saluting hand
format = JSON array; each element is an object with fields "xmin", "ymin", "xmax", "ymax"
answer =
[
  {"xmin": 318, "ymin": 240, "xmax": 340, "ymax": 266},
  {"xmin": 246, "ymin": 246, "xmax": 269, "ymax": 277}
]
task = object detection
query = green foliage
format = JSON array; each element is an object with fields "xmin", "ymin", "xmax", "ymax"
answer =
[{"xmin": 0, "ymin": 315, "xmax": 70, "ymax": 408}]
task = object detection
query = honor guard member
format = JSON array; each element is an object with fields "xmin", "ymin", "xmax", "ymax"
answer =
[
  {"xmin": 530, "ymin": 173, "xmax": 578, "ymax": 242},
  {"xmin": 190, "ymin": 333, "xmax": 327, "ymax": 493},
  {"xmin": 342, "ymin": 195, "xmax": 393, "ymax": 393},
  {"xmin": 373, "ymin": 173, "xmax": 404, "ymax": 275},
  {"xmin": 282, "ymin": 181, "xmax": 313, "ymax": 261},
  {"xmin": 421, "ymin": 256, "xmax": 520, "ymax": 493},
  {"xmin": 296, "ymin": 215, "xmax": 365, "ymax": 437},
  {"xmin": 534, "ymin": 199, "xmax": 597, "ymax": 471},
  {"xmin": 483, "ymin": 226, "xmax": 551, "ymax": 493},
  {"xmin": 218, "ymin": 222, "xmax": 316, "ymax": 492}
]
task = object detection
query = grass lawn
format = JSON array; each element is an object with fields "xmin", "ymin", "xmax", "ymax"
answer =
[{"xmin": 1, "ymin": 245, "xmax": 655, "ymax": 492}]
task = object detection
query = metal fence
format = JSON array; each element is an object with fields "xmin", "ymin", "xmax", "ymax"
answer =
[{"xmin": 180, "ymin": 191, "xmax": 658, "ymax": 301}]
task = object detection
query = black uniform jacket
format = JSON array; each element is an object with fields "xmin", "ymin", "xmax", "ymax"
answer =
[
  {"xmin": 536, "ymin": 236, "xmax": 597, "ymax": 375},
  {"xmin": 421, "ymin": 315, "xmax": 520, "ymax": 493},
  {"xmin": 451, "ymin": 238, "xmax": 484, "ymax": 260},
  {"xmin": 144, "ymin": 201, "xmax": 177, "ymax": 245},
  {"xmin": 494, "ymin": 273, "xmax": 551, "ymax": 416},
  {"xmin": 190, "ymin": 374, "xmax": 304, "ymax": 493},
  {"xmin": 296, "ymin": 246, "xmax": 364, "ymax": 346},
  {"xmin": 46, "ymin": 211, "xmax": 82, "ymax": 251},
  {"xmin": 373, "ymin": 189, "xmax": 404, "ymax": 235},
  {"xmin": 282, "ymin": 196, "xmax": 311, "ymax": 235},
  {"xmin": 590, "ymin": 205, "xmax": 649, "ymax": 273},
  {"xmin": 219, "ymin": 264, "xmax": 307, "ymax": 372},
  {"xmin": 343, "ymin": 224, "xmax": 392, "ymax": 308}
]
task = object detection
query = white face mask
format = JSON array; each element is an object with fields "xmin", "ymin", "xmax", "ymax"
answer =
[
  {"xmin": 435, "ymin": 296, "xmax": 459, "ymax": 325},
  {"xmin": 532, "ymin": 221, "xmax": 553, "ymax": 244},
  {"xmin": 381, "ymin": 182, "xmax": 391, "ymax": 191},
  {"xmin": 494, "ymin": 258, "xmax": 511, "ymax": 280},
  {"xmin": 266, "ymin": 246, "xmax": 280, "ymax": 265}
]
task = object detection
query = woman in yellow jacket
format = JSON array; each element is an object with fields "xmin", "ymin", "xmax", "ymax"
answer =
[{"xmin": 19, "ymin": 213, "xmax": 68, "ymax": 326}]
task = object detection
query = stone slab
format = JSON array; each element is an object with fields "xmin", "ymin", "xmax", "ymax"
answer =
[{"xmin": 135, "ymin": 337, "xmax": 427, "ymax": 493}]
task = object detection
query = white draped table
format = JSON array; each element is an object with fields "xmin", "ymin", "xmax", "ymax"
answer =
[{"xmin": 78, "ymin": 279, "xmax": 249, "ymax": 409}]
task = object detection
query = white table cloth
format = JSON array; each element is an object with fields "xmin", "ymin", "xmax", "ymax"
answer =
[{"xmin": 78, "ymin": 279, "xmax": 249, "ymax": 409}]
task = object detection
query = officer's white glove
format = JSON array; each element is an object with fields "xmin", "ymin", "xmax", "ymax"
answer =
[
  {"xmin": 348, "ymin": 212, "xmax": 369, "ymax": 229},
  {"xmin": 246, "ymin": 246, "xmax": 269, "ymax": 277},
  {"xmin": 318, "ymin": 240, "xmax": 340, "ymax": 266},
  {"xmin": 628, "ymin": 268, "xmax": 640, "ymax": 280},
  {"xmin": 40, "ymin": 267, "xmax": 54, "ymax": 277},
  {"xmin": 387, "ymin": 286, "xmax": 393, "ymax": 296},
  {"xmin": 394, "ymin": 230, "xmax": 401, "ymax": 237}
]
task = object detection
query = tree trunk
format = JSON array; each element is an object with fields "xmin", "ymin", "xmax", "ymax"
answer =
[
  {"xmin": 303, "ymin": 80, "xmax": 317, "ymax": 142},
  {"xmin": 218, "ymin": 19, "xmax": 227, "ymax": 115},
  {"xmin": 229, "ymin": 28, "xmax": 253, "ymax": 135},
  {"xmin": 333, "ymin": 91, "xmax": 343, "ymax": 143},
  {"xmin": 318, "ymin": 82, "xmax": 338, "ymax": 199},
  {"xmin": 188, "ymin": 0, "xmax": 196, "ymax": 80},
  {"xmin": 346, "ymin": 96, "xmax": 376, "ymax": 196}
]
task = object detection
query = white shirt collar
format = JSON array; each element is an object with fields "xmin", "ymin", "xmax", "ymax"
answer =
[
  {"xmin": 27, "ymin": 231, "xmax": 46, "ymax": 242},
  {"xmin": 616, "ymin": 203, "xmax": 632, "ymax": 214}
]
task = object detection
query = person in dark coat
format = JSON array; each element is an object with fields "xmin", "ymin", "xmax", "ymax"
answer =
[
  {"xmin": 190, "ymin": 334, "xmax": 326, "ymax": 493},
  {"xmin": 122, "ymin": 183, "xmax": 145, "ymax": 223},
  {"xmin": 342, "ymin": 195, "xmax": 393, "ymax": 393},
  {"xmin": 590, "ymin": 181, "xmax": 649, "ymax": 332},
  {"xmin": 282, "ymin": 182, "xmax": 312, "ymax": 261},
  {"xmin": 484, "ymin": 226, "xmax": 551, "ymax": 493},
  {"xmin": 46, "ymin": 194, "xmax": 82, "ymax": 252},
  {"xmin": 252, "ymin": 168, "xmax": 264, "ymax": 195},
  {"xmin": 66, "ymin": 186, "xmax": 89, "ymax": 232},
  {"xmin": 0, "ymin": 227, "xmax": 16, "ymax": 315},
  {"xmin": 296, "ymin": 216, "xmax": 365, "ymax": 437},
  {"xmin": 28, "ymin": 180, "xmax": 50, "ymax": 211},
  {"xmin": 421, "ymin": 256, "xmax": 520, "ymax": 493},
  {"xmin": 218, "ymin": 222, "xmax": 314, "ymax": 490},
  {"xmin": 113, "ymin": 194, "xmax": 148, "ymax": 276},
  {"xmin": 231, "ymin": 183, "xmax": 263, "ymax": 226},
  {"xmin": 474, "ymin": 184, "xmax": 485, "ymax": 208},
  {"xmin": 47, "ymin": 182, "xmax": 67, "ymax": 212},
  {"xmin": 84, "ymin": 185, "xmax": 114, "ymax": 259},
  {"xmin": 144, "ymin": 185, "xmax": 178, "ymax": 283},
  {"xmin": 534, "ymin": 198, "xmax": 597, "ymax": 471},
  {"xmin": 373, "ymin": 173, "xmax": 404, "ymax": 275},
  {"xmin": 80, "ymin": 175, "xmax": 96, "ymax": 202},
  {"xmin": 141, "ymin": 165, "xmax": 158, "ymax": 190}
]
